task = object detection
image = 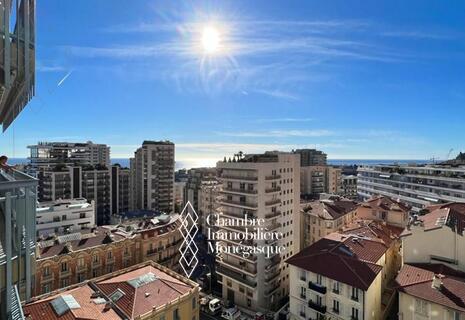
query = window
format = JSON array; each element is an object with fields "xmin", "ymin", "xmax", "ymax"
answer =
[
  {"xmin": 351, "ymin": 307, "xmax": 359, "ymax": 320},
  {"xmin": 107, "ymin": 251, "xmax": 113, "ymax": 259},
  {"xmin": 78, "ymin": 273, "xmax": 85, "ymax": 282},
  {"xmin": 317, "ymin": 274, "xmax": 323, "ymax": 285},
  {"xmin": 333, "ymin": 281, "xmax": 340, "ymax": 294},
  {"xmin": 60, "ymin": 278, "xmax": 69, "ymax": 288},
  {"xmin": 333, "ymin": 300, "xmax": 339, "ymax": 313},
  {"xmin": 414, "ymin": 299, "xmax": 429, "ymax": 316},
  {"xmin": 42, "ymin": 284, "xmax": 51, "ymax": 294},
  {"xmin": 43, "ymin": 266, "xmax": 50, "ymax": 276},
  {"xmin": 192, "ymin": 297, "xmax": 196, "ymax": 309},
  {"xmin": 79, "ymin": 212, "xmax": 86, "ymax": 219},
  {"xmin": 316, "ymin": 295, "xmax": 322, "ymax": 306},
  {"xmin": 160, "ymin": 314, "xmax": 165, "ymax": 320},
  {"xmin": 351, "ymin": 287, "xmax": 359, "ymax": 301},
  {"xmin": 300, "ymin": 269, "xmax": 306, "ymax": 281},
  {"xmin": 300, "ymin": 286, "xmax": 306, "ymax": 299},
  {"xmin": 173, "ymin": 308, "xmax": 179, "ymax": 320},
  {"xmin": 77, "ymin": 257, "xmax": 85, "ymax": 267},
  {"xmin": 61, "ymin": 262, "xmax": 68, "ymax": 272},
  {"xmin": 93, "ymin": 254, "xmax": 99, "ymax": 263}
]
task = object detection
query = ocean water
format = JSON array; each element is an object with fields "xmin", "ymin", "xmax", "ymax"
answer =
[{"xmin": 9, "ymin": 157, "xmax": 432, "ymax": 169}]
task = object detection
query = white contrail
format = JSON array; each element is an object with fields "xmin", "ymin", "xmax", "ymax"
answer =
[{"xmin": 57, "ymin": 70, "xmax": 73, "ymax": 86}]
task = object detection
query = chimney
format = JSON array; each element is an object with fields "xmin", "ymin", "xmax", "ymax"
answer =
[{"xmin": 432, "ymin": 274, "xmax": 444, "ymax": 290}]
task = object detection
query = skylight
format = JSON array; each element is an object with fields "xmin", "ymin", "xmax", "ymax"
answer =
[
  {"xmin": 127, "ymin": 272, "xmax": 157, "ymax": 288},
  {"xmin": 50, "ymin": 295, "xmax": 81, "ymax": 316},
  {"xmin": 109, "ymin": 288, "xmax": 125, "ymax": 302}
]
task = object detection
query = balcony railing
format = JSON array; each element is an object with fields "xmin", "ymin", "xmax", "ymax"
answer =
[
  {"xmin": 220, "ymin": 175, "xmax": 258, "ymax": 181},
  {"xmin": 308, "ymin": 282, "xmax": 327, "ymax": 294},
  {"xmin": 265, "ymin": 175, "xmax": 281, "ymax": 180},
  {"xmin": 265, "ymin": 199, "xmax": 281, "ymax": 207},
  {"xmin": 218, "ymin": 199, "xmax": 258, "ymax": 210},
  {"xmin": 216, "ymin": 265, "xmax": 257, "ymax": 288},
  {"xmin": 0, "ymin": 169, "xmax": 37, "ymax": 316},
  {"xmin": 308, "ymin": 300, "xmax": 327, "ymax": 314}
]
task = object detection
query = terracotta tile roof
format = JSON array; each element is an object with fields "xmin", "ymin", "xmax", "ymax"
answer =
[
  {"xmin": 362, "ymin": 196, "xmax": 411, "ymax": 213},
  {"xmin": 23, "ymin": 285, "xmax": 121, "ymax": 320},
  {"xmin": 341, "ymin": 220, "xmax": 403, "ymax": 247},
  {"xmin": 38, "ymin": 227, "xmax": 128, "ymax": 259},
  {"xmin": 420, "ymin": 203, "xmax": 465, "ymax": 235},
  {"xmin": 23, "ymin": 262, "xmax": 198, "ymax": 320},
  {"xmin": 395, "ymin": 264, "xmax": 465, "ymax": 312},
  {"xmin": 94, "ymin": 265, "xmax": 192, "ymax": 318},
  {"xmin": 301, "ymin": 199, "xmax": 358, "ymax": 220},
  {"xmin": 286, "ymin": 238, "xmax": 383, "ymax": 290}
]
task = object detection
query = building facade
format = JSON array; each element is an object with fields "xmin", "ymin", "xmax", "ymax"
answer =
[
  {"xmin": 294, "ymin": 149, "xmax": 327, "ymax": 167},
  {"xmin": 401, "ymin": 203, "xmax": 465, "ymax": 271},
  {"xmin": 34, "ymin": 213, "xmax": 183, "ymax": 296},
  {"xmin": 132, "ymin": 141, "xmax": 175, "ymax": 213},
  {"xmin": 356, "ymin": 196, "xmax": 411, "ymax": 228},
  {"xmin": 216, "ymin": 152, "xmax": 301, "ymax": 312},
  {"xmin": 36, "ymin": 198, "xmax": 95, "ymax": 238},
  {"xmin": 288, "ymin": 221, "xmax": 403, "ymax": 320},
  {"xmin": 301, "ymin": 198, "xmax": 358, "ymax": 248},
  {"xmin": 358, "ymin": 164, "xmax": 465, "ymax": 212},
  {"xmin": 28, "ymin": 141, "xmax": 110, "ymax": 173},
  {"xmin": 183, "ymin": 167, "xmax": 217, "ymax": 211},
  {"xmin": 197, "ymin": 179, "xmax": 220, "ymax": 234},
  {"xmin": 301, "ymin": 166, "xmax": 343, "ymax": 197},
  {"xmin": 342, "ymin": 175, "xmax": 358, "ymax": 199},
  {"xmin": 26, "ymin": 261, "xmax": 200, "ymax": 320}
]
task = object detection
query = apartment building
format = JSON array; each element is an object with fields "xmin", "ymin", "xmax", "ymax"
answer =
[
  {"xmin": 174, "ymin": 181, "xmax": 186, "ymax": 212},
  {"xmin": 184, "ymin": 167, "xmax": 217, "ymax": 211},
  {"xmin": 295, "ymin": 149, "xmax": 327, "ymax": 167},
  {"xmin": 342, "ymin": 175, "xmax": 358, "ymax": 199},
  {"xmin": 34, "ymin": 213, "xmax": 183, "ymax": 296},
  {"xmin": 401, "ymin": 203, "xmax": 465, "ymax": 271},
  {"xmin": 198, "ymin": 179, "xmax": 221, "ymax": 234},
  {"xmin": 357, "ymin": 164, "xmax": 465, "ymax": 212},
  {"xmin": 36, "ymin": 198, "xmax": 95, "ymax": 237},
  {"xmin": 301, "ymin": 198, "xmax": 358, "ymax": 247},
  {"xmin": 132, "ymin": 141, "xmax": 175, "ymax": 213},
  {"xmin": 216, "ymin": 152, "xmax": 300, "ymax": 312},
  {"xmin": 25, "ymin": 261, "xmax": 200, "ymax": 320},
  {"xmin": 111, "ymin": 164, "xmax": 132, "ymax": 214},
  {"xmin": 28, "ymin": 141, "xmax": 110, "ymax": 173},
  {"xmin": 0, "ymin": 1, "xmax": 36, "ymax": 319},
  {"xmin": 37, "ymin": 164, "xmax": 130, "ymax": 225},
  {"xmin": 356, "ymin": 196, "xmax": 411, "ymax": 228},
  {"xmin": 287, "ymin": 221, "xmax": 404, "ymax": 320},
  {"xmin": 301, "ymin": 166, "xmax": 342, "ymax": 197},
  {"xmin": 395, "ymin": 264, "xmax": 465, "ymax": 320}
]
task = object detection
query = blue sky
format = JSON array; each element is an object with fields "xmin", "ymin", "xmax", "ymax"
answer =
[{"xmin": 2, "ymin": 0, "xmax": 465, "ymax": 168}]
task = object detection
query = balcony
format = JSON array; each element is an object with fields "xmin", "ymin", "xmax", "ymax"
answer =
[
  {"xmin": 308, "ymin": 300, "xmax": 326, "ymax": 314},
  {"xmin": 216, "ymin": 265, "xmax": 257, "ymax": 289},
  {"xmin": 265, "ymin": 211, "xmax": 281, "ymax": 219},
  {"xmin": 264, "ymin": 268, "xmax": 280, "ymax": 284},
  {"xmin": 221, "ymin": 188, "xmax": 258, "ymax": 196},
  {"xmin": 265, "ymin": 186, "xmax": 281, "ymax": 194},
  {"xmin": 0, "ymin": 169, "xmax": 37, "ymax": 312},
  {"xmin": 218, "ymin": 199, "xmax": 258, "ymax": 210},
  {"xmin": 264, "ymin": 283, "xmax": 280, "ymax": 297},
  {"xmin": 308, "ymin": 282, "xmax": 327, "ymax": 294},
  {"xmin": 220, "ymin": 175, "xmax": 258, "ymax": 182},
  {"xmin": 265, "ymin": 175, "xmax": 281, "ymax": 181},
  {"xmin": 41, "ymin": 273, "xmax": 53, "ymax": 282},
  {"xmin": 265, "ymin": 199, "xmax": 281, "ymax": 207}
]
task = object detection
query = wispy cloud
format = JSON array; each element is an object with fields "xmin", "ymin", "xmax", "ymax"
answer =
[
  {"xmin": 216, "ymin": 129, "xmax": 334, "ymax": 138},
  {"xmin": 253, "ymin": 117, "xmax": 313, "ymax": 123},
  {"xmin": 381, "ymin": 31, "xmax": 456, "ymax": 40},
  {"xmin": 37, "ymin": 61, "xmax": 67, "ymax": 72}
]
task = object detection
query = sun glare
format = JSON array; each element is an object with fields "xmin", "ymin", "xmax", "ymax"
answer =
[{"xmin": 201, "ymin": 26, "xmax": 220, "ymax": 54}]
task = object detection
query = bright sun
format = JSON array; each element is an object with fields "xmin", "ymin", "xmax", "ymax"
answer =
[{"xmin": 201, "ymin": 26, "xmax": 220, "ymax": 54}]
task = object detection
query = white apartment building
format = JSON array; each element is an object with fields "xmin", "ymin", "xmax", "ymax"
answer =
[
  {"xmin": 36, "ymin": 198, "xmax": 95, "ymax": 237},
  {"xmin": 132, "ymin": 140, "xmax": 175, "ymax": 213},
  {"xmin": 198, "ymin": 179, "xmax": 220, "ymax": 234},
  {"xmin": 28, "ymin": 141, "xmax": 110, "ymax": 172},
  {"xmin": 216, "ymin": 152, "xmax": 301, "ymax": 313},
  {"xmin": 401, "ymin": 203, "xmax": 465, "ymax": 271},
  {"xmin": 357, "ymin": 164, "xmax": 465, "ymax": 212},
  {"xmin": 342, "ymin": 175, "xmax": 358, "ymax": 199}
]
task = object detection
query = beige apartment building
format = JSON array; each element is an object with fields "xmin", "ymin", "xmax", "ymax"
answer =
[
  {"xmin": 401, "ymin": 202, "xmax": 465, "ymax": 271},
  {"xmin": 132, "ymin": 140, "xmax": 175, "ymax": 213},
  {"xmin": 287, "ymin": 221, "xmax": 404, "ymax": 320},
  {"xmin": 301, "ymin": 166, "xmax": 342, "ymax": 197},
  {"xmin": 24, "ymin": 261, "xmax": 200, "ymax": 320},
  {"xmin": 356, "ymin": 195, "xmax": 411, "ymax": 228},
  {"xmin": 198, "ymin": 179, "xmax": 221, "ymax": 234},
  {"xmin": 34, "ymin": 213, "xmax": 183, "ymax": 296},
  {"xmin": 300, "ymin": 198, "xmax": 358, "ymax": 248},
  {"xmin": 216, "ymin": 152, "xmax": 301, "ymax": 313},
  {"xmin": 396, "ymin": 264, "xmax": 465, "ymax": 320}
]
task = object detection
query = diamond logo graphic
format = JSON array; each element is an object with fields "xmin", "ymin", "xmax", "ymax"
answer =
[{"xmin": 178, "ymin": 201, "xmax": 199, "ymax": 278}]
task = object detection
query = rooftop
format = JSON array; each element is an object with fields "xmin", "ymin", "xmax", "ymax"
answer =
[
  {"xmin": 23, "ymin": 261, "xmax": 198, "ymax": 320},
  {"xmin": 286, "ymin": 235, "xmax": 386, "ymax": 290},
  {"xmin": 361, "ymin": 195, "xmax": 411, "ymax": 213},
  {"xmin": 301, "ymin": 199, "xmax": 358, "ymax": 220},
  {"xmin": 395, "ymin": 264, "xmax": 465, "ymax": 312}
]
